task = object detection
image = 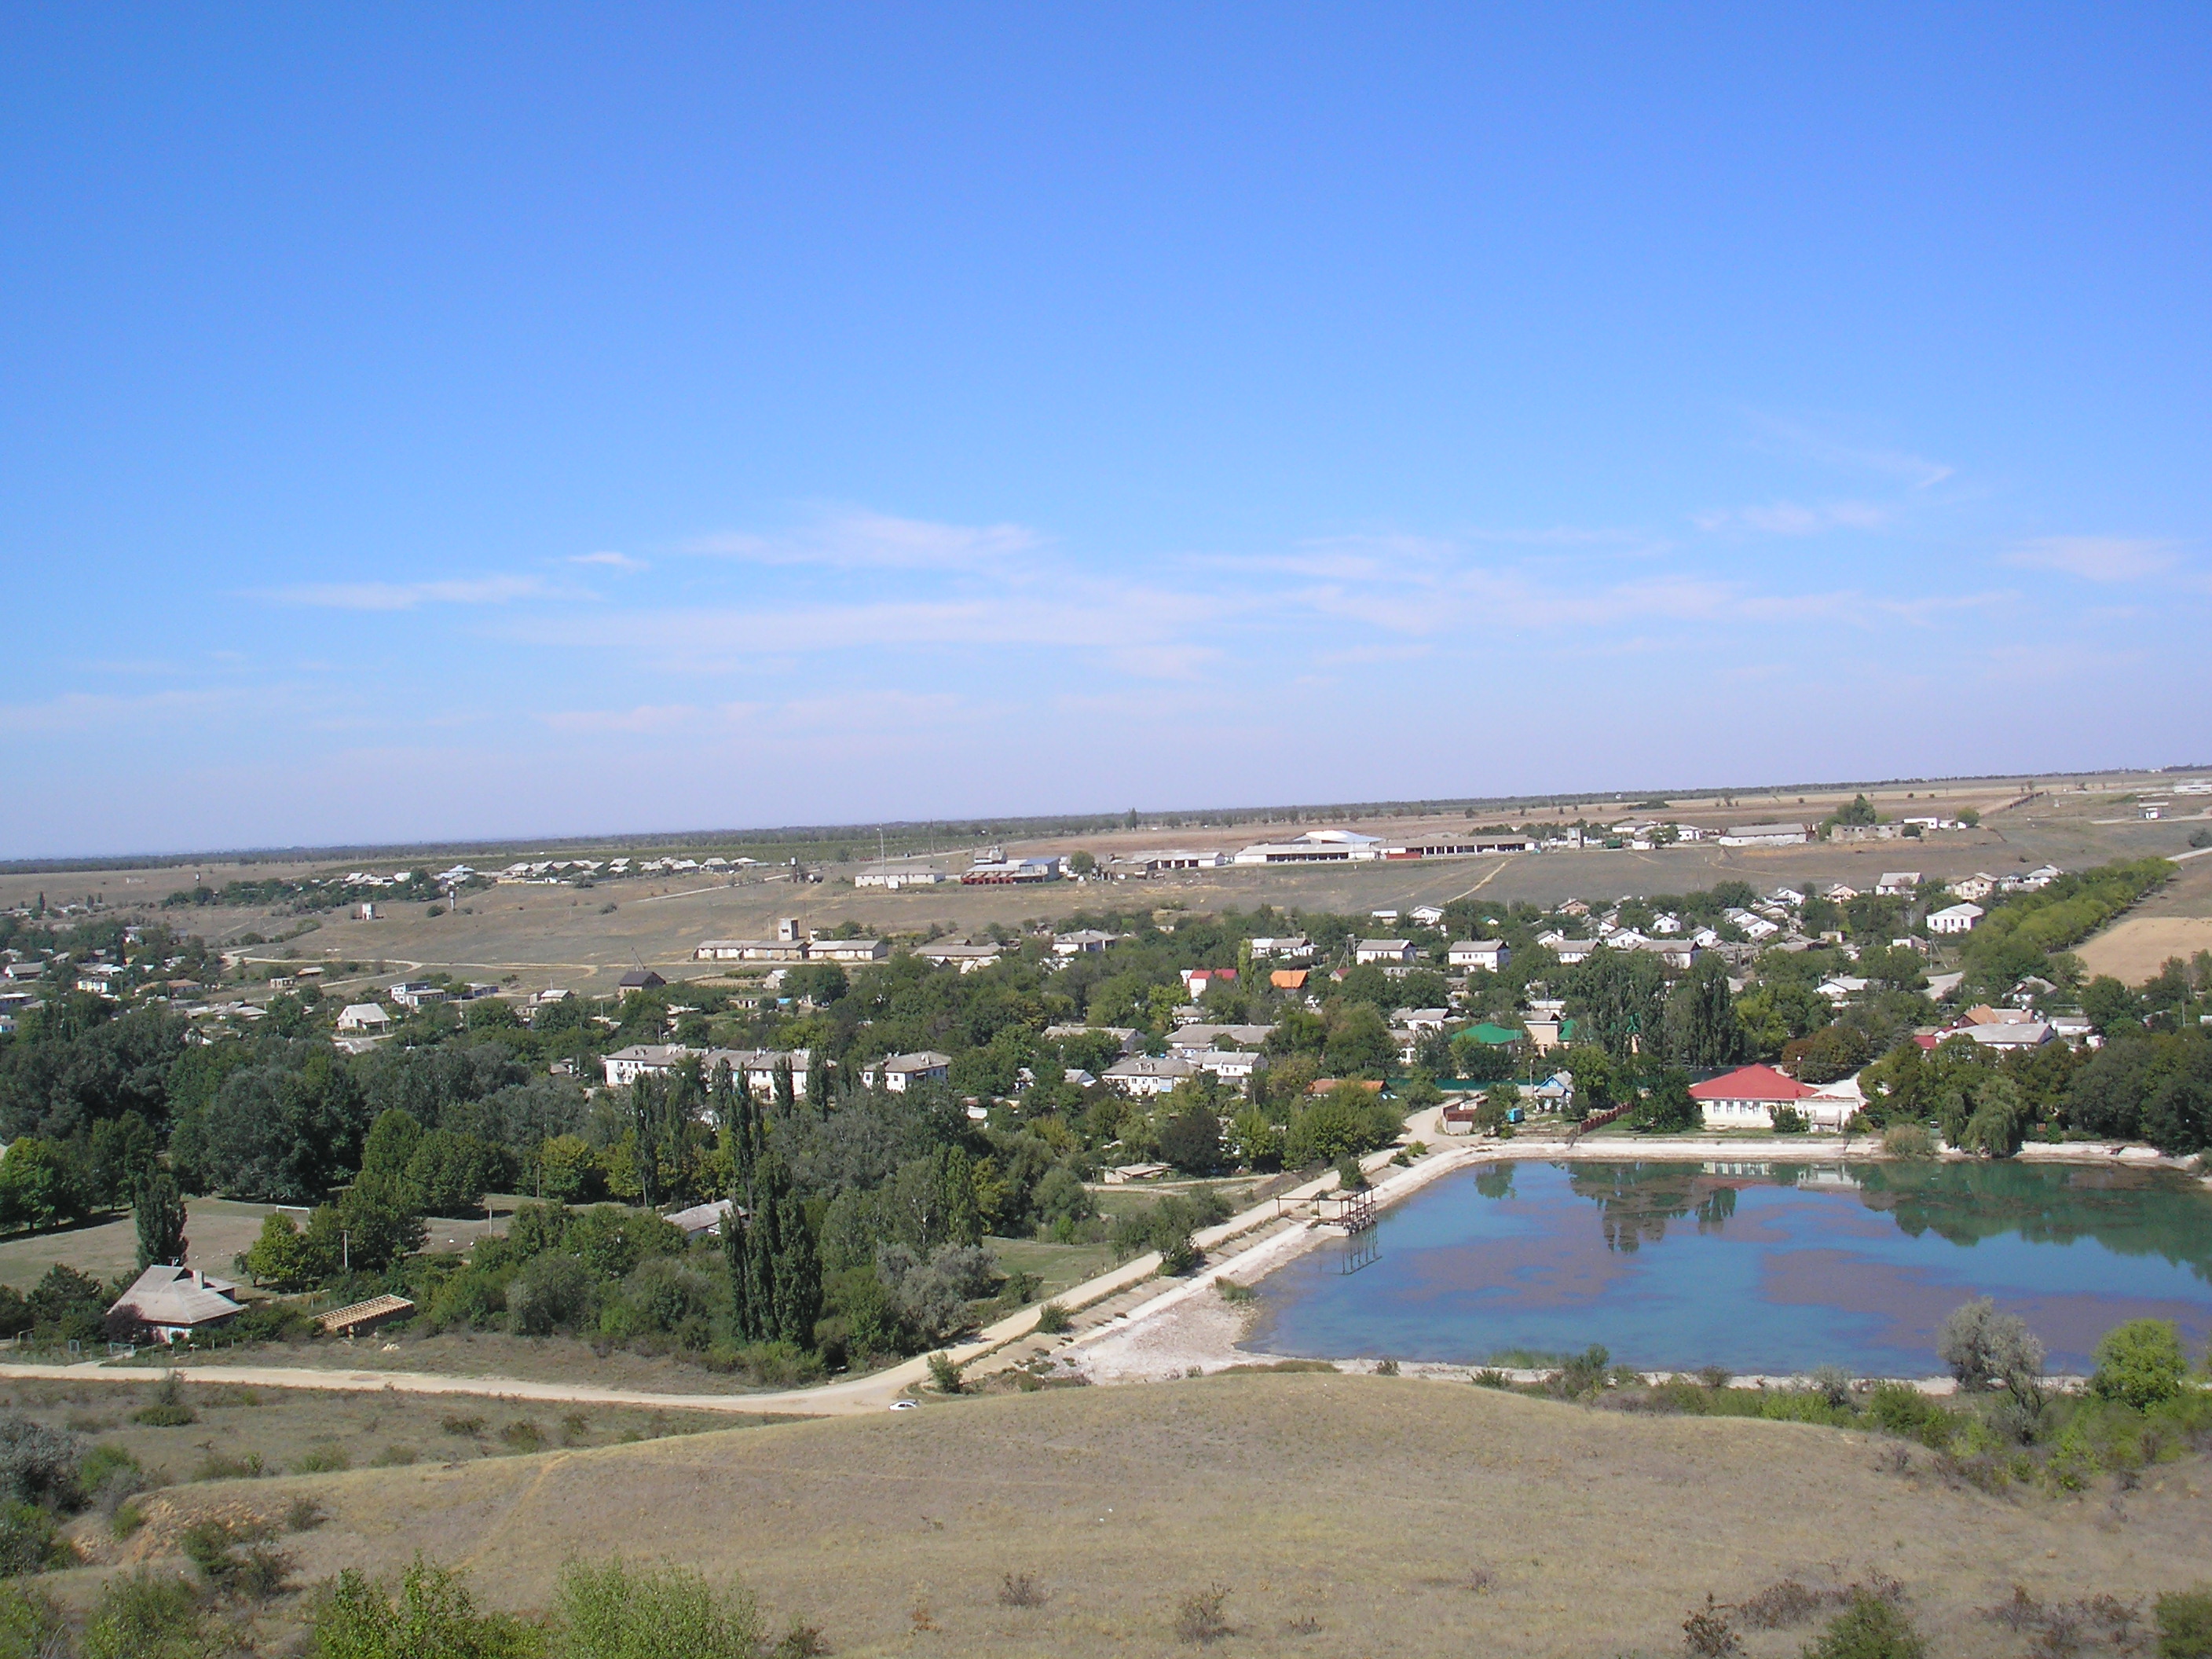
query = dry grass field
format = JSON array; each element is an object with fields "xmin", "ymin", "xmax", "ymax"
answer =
[
  {"xmin": 48, "ymin": 1372, "xmax": 2212, "ymax": 1658},
  {"xmin": 2078, "ymin": 917, "xmax": 2212, "ymax": 984},
  {"xmin": 0, "ymin": 1200, "xmax": 276, "ymax": 1292}
]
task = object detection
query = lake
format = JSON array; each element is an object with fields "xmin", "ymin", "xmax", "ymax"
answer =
[{"xmin": 1239, "ymin": 1159, "xmax": 2212, "ymax": 1376}]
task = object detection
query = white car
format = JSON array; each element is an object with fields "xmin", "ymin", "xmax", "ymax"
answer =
[{"xmin": 888, "ymin": 1399, "xmax": 919, "ymax": 1411}]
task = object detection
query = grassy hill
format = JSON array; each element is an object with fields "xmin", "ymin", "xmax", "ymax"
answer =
[{"xmin": 71, "ymin": 1371, "xmax": 2212, "ymax": 1657}]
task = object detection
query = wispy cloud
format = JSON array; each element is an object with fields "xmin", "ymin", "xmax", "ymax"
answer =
[
  {"xmin": 569, "ymin": 551, "xmax": 648, "ymax": 571},
  {"xmin": 2002, "ymin": 536, "xmax": 2181, "ymax": 582},
  {"xmin": 0, "ymin": 687, "xmax": 249, "ymax": 734},
  {"xmin": 1755, "ymin": 417, "xmax": 1955, "ymax": 489},
  {"xmin": 1692, "ymin": 500, "xmax": 1890, "ymax": 535},
  {"xmin": 265, "ymin": 575, "xmax": 556, "ymax": 610},
  {"xmin": 540, "ymin": 704, "xmax": 700, "ymax": 734},
  {"xmin": 683, "ymin": 510, "xmax": 1045, "ymax": 571}
]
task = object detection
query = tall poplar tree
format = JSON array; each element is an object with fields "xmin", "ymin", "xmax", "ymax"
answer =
[{"xmin": 134, "ymin": 1169, "xmax": 189, "ymax": 1269}]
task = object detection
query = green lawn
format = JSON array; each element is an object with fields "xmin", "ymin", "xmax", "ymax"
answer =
[{"xmin": 984, "ymin": 1235, "xmax": 1118, "ymax": 1300}]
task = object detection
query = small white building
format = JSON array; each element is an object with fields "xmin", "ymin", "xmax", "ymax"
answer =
[
  {"xmin": 1875, "ymin": 872, "xmax": 1922, "ymax": 895},
  {"xmin": 919, "ymin": 943, "xmax": 1003, "ymax": 973},
  {"xmin": 335, "ymin": 1003, "xmax": 392, "ymax": 1034},
  {"xmin": 602, "ymin": 1043, "xmax": 693, "ymax": 1089},
  {"xmin": 808, "ymin": 937, "xmax": 888, "ymax": 963},
  {"xmin": 1247, "ymin": 936, "xmax": 1314, "ymax": 961},
  {"xmin": 853, "ymin": 863, "xmax": 949, "ymax": 889},
  {"xmin": 1717, "ymin": 822, "xmax": 1812, "ymax": 847},
  {"xmin": 1166, "ymin": 1024, "xmax": 1275, "ymax": 1059},
  {"xmin": 1928, "ymin": 903, "xmax": 1984, "ymax": 936},
  {"xmin": 1053, "ymin": 929, "xmax": 1119, "ymax": 956},
  {"xmin": 1448, "ymin": 939, "xmax": 1509, "ymax": 972},
  {"xmin": 1101, "ymin": 1054, "xmax": 1199, "ymax": 1097},
  {"xmin": 862, "ymin": 1051, "xmax": 953, "ymax": 1093},
  {"xmin": 1946, "ymin": 873, "xmax": 2000, "ymax": 903},
  {"xmin": 1232, "ymin": 830, "xmax": 1384, "ymax": 865},
  {"xmin": 1353, "ymin": 939, "xmax": 1418, "ymax": 965}
]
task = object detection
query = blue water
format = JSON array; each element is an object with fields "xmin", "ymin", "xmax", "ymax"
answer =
[{"xmin": 1240, "ymin": 1159, "xmax": 2212, "ymax": 1375}]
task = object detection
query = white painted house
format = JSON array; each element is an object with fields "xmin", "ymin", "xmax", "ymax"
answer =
[
  {"xmin": 1448, "ymin": 939, "xmax": 1510, "ymax": 971},
  {"xmin": 1101, "ymin": 1054, "xmax": 1198, "ymax": 1097},
  {"xmin": 1928, "ymin": 903, "xmax": 1984, "ymax": 936},
  {"xmin": 1353, "ymin": 939, "xmax": 1418, "ymax": 965},
  {"xmin": 862, "ymin": 1051, "xmax": 952, "ymax": 1092}
]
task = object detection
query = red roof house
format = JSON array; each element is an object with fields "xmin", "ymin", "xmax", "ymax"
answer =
[{"xmin": 1687, "ymin": 1064, "xmax": 1815, "ymax": 1130}]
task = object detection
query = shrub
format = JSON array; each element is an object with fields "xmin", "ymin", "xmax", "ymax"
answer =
[
  {"xmin": 2092, "ymin": 1320, "xmax": 2191, "ymax": 1410},
  {"xmin": 926, "ymin": 1352, "xmax": 962, "ymax": 1394},
  {"xmin": 0, "ymin": 1418, "xmax": 80, "ymax": 1512},
  {"xmin": 1212, "ymin": 1279, "xmax": 1254, "ymax": 1306},
  {"xmin": 81, "ymin": 1572, "xmax": 211, "ymax": 1659},
  {"xmin": 181, "ymin": 1515, "xmax": 291, "ymax": 1599},
  {"xmin": 313, "ymin": 1556, "xmax": 540, "ymax": 1659},
  {"xmin": 292, "ymin": 1444, "xmax": 352, "ymax": 1474},
  {"xmin": 192, "ymin": 1450, "xmax": 265, "ymax": 1481},
  {"xmin": 1174, "ymin": 1584, "xmax": 1232, "ymax": 1645},
  {"xmin": 79, "ymin": 1443, "xmax": 148, "ymax": 1516},
  {"xmin": 555, "ymin": 1558, "xmax": 764, "ymax": 1659},
  {"xmin": 131, "ymin": 1373, "xmax": 197, "ymax": 1427},
  {"xmin": 1807, "ymin": 1365, "xmax": 1853, "ymax": 1408},
  {"xmin": 1683, "ymin": 1595, "xmax": 1741, "ymax": 1657},
  {"xmin": 1738, "ymin": 1580, "xmax": 1829, "ymax": 1629},
  {"xmin": 1803, "ymin": 1590, "xmax": 1926, "ymax": 1659},
  {"xmin": 1936, "ymin": 1298, "xmax": 2045, "ymax": 1392},
  {"xmin": 506, "ymin": 1252, "xmax": 597, "ymax": 1336},
  {"xmin": 369, "ymin": 1445, "xmax": 418, "ymax": 1468},
  {"xmin": 1880, "ymin": 1123, "xmax": 1935, "ymax": 1159},
  {"xmin": 2157, "ymin": 1588, "xmax": 2212, "ymax": 1658},
  {"xmin": 0, "ymin": 1580, "xmax": 64, "ymax": 1658},
  {"xmin": 1552, "ymin": 1344, "xmax": 1612, "ymax": 1398},
  {"xmin": 1157, "ymin": 1233, "xmax": 1199, "ymax": 1276},
  {"xmin": 0, "ymin": 1503, "xmax": 67, "ymax": 1577},
  {"xmin": 285, "ymin": 1496, "xmax": 327, "ymax": 1531},
  {"xmin": 998, "ymin": 1572, "xmax": 1046, "ymax": 1608},
  {"xmin": 442, "ymin": 1415, "xmax": 487, "ymax": 1437},
  {"xmin": 499, "ymin": 1421, "xmax": 544, "ymax": 1452},
  {"xmin": 1472, "ymin": 1368, "xmax": 1510, "ymax": 1390},
  {"xmin": 1034, "ymin": 1302, "xmax": 1072, "ymax": 1335}
]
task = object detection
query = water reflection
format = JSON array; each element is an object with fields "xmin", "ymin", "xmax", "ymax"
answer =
[
  {"xmin": 1243, "ymin": 1158, "xmax": 2212, "ymax": 1374},
  {"xmin": 1561, "ymin": 1159, "xmax": 2212, "ymax": 1282},
  {"xmin": 1566, "ymin": 1163, "xmax": 1741, "ymax": 1251}
]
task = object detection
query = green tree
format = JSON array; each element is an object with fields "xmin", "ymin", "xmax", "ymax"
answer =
[
  {"xmin": 311, "ymin": 1556, "xmax": 538, "ymax": 1659},
  {"xmin": 535, "ymin": 1135, "xmax": 602, "ymax": 1203},
  {"xmin": 1636, "ymin": 1070, "xmax": 1700, "ymax": 1133},
  {"xmin": 1664, "ymin": 955, "xmax": 1746, "ymax": 1069},
  {"xmin": 1323, "ymin": 1004, "xmax": 1394, "ymax": 1077},
  {"xmin": 0, "ymin": 1140, "xmax": 90, "ymax": 1233},
  {"xmin": 241, "ymin": 1211, "xmax": 317, "ymax": 1290},
  {"xmin": 1157, "ymin": 1104, "xmax": 1223, "ymax": 1174},
  {"xmin": 2090, "ymin": 1318, "xmax": 2190, "ymax": 1409},
  {"xmin": 132, "ymin": 1168, "xmax": 188, "ymax": 1269},
  {"xmin": 405, "ymin": 1130, "xmax": 497, "ymax": 1216}
]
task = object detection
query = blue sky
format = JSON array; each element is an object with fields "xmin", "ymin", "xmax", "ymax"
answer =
[{"xmin": 3, "ymin": 6, "xmax": 2208, "ymax": 857}]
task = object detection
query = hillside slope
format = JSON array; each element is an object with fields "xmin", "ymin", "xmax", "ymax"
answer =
[{"xmin": 104, "ymin": 1373, "xmax": 2212, "ymax": 1657}]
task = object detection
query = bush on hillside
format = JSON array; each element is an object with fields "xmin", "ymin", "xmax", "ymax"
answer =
[{"xmin": 2092, "ymin": 1320, "xmax": 2192, "ymax": 1410}]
